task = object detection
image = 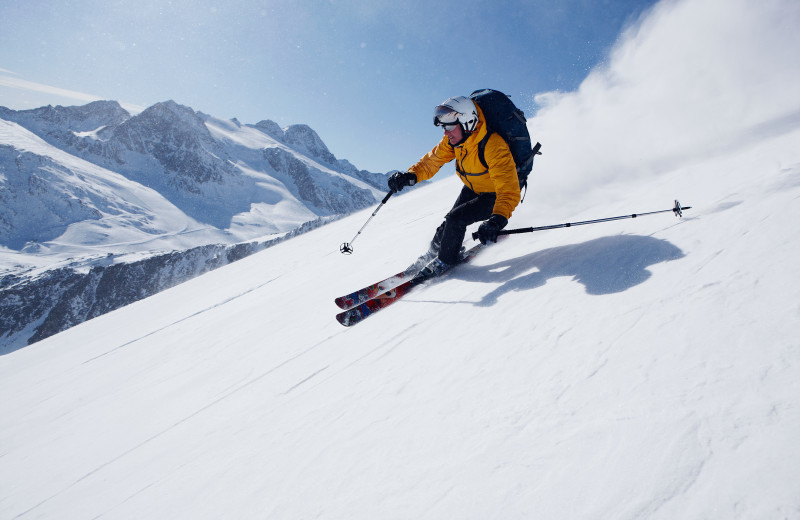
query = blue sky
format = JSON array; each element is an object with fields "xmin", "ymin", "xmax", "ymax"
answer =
[{"xmin": 1, "ymin": 0, "xmax": 658, "ymax": 173}]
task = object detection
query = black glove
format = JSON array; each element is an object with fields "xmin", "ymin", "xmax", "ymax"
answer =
[
  {"xmin": 388, "ymin": 171, "xmax": 417, "ymax": 192},
  {"xmin": 476, "ymin": 214, "xmax": 508, "ymax": 244}
]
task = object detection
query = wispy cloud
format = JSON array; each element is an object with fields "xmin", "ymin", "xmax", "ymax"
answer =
[
  {"xmin": 0, "ymin": 74, "xmax": 144, "ymax": 113},
  {"xmin": 0, "ymin": 75, "xmax": 103, "ymax": 104}
]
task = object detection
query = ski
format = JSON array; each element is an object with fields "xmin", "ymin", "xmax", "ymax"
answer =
[
  {"xmin": 334, "ymin": 251, "xmax": 436, "ymax": 310},
  {"xmin": 334, "ymin": 270, "xmax": 412, "ymax": 311},
  {"xmin": 335, "ymin": 279, "xmax": 417, "ymax": 326},
  {"xmin": 335, "ymin": 243, "xmax": 486, "ymax": 327}
]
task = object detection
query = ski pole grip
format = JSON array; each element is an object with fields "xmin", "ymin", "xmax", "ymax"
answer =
[{"xmin": 381, "ymin": 190, "xmax": 394, "ymax": 204}]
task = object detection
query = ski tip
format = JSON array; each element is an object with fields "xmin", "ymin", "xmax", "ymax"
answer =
[{"xmin": 336, "ymin": 309, "xmax": 360, "ymax": 327}]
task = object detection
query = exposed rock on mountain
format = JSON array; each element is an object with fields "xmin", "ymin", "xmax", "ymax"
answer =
[
  {"xmin": 0, "ymin": 100, "xmax": 390, "ymax": 349},
  {"xmin": 1, "ymin": 99, "xmax": 387, "ymax": 237}
]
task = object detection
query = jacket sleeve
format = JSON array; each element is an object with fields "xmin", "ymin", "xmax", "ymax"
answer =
[
  {"xmin": 484, "ymin": 133, "xmax": 521, "ymax": 220},
  {"xmin": 407, "ymin": 135, "xmax": 455, "ymax": 182}
]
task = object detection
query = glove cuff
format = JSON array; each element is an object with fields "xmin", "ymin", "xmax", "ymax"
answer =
[{"xmin": 488, "ymin": 214, "xmax": 508, "ymax": 229}]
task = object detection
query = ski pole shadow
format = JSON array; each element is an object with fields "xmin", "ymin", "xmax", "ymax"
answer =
[{"xmin": 457, "ymin": 234, "xmax": 686, "ymax": 307}]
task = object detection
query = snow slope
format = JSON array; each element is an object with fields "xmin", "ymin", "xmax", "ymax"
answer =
[
  {"xmin": 1, "ymin": 128, "xmax": 798, "ymax": 518},
  {"xmin": 1, "ymin": 0, "xmax": 799, "ymax": 518}
]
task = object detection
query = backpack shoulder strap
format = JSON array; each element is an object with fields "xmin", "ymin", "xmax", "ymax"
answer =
[{"xmin": 477, "ymin": 132, "xmax": 491, "ymax": 170}]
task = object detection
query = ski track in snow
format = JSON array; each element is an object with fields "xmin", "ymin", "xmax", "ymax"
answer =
[
  {"xmin": 14, "ymin": 326, "xmax": 344, "ymax": 519},
  {"xmin": 80, "ymin": 275, "xmax": 284, "ymax": 365}
]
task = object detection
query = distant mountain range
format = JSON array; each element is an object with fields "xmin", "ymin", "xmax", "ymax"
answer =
[{"xmin": 0, "ymin": 100, "xmax": 390, "ymax": 350}]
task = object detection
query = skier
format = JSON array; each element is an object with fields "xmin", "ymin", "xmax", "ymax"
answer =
[{"xmin": 388, "ymin": 95, "xmax": 521, "ymax": 276}]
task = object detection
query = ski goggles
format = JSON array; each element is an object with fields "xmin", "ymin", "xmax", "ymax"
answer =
[{"xmin": 433, "ymin": 105, "xmax": 459, "ymax": 128}]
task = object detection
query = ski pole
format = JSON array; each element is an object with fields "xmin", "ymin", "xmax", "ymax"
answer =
[
  {"xmin": 340, "ymin": 190, "xmax": 395, "ymax": 254},
  {"xmin": 473, "ymin": 200, "xmax": 691, "ymax": 240}
]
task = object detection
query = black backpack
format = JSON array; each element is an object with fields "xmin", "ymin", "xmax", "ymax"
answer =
[{"xmin": 469, "ymin": 89, "xmax": 542, "ymax": 195}]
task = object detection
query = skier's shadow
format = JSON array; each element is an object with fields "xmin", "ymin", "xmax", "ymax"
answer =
[{"xmin": 456, "ymin": 234, "xmax": 685, "ymax": 307}]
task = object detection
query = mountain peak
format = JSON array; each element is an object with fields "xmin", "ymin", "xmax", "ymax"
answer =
[
  {"xmin": 0, "ymin": 100, "xmax": 130, "ymax": 133},
  {"xmin": 134, "ymin": 100, "xmax": 206, "ymax": 132},
  {"xmin": 252, "ymin": 119, "xmax": 285, "ymax": 141},
  {"xmin": 282, "ymin": 124, "xmax": 336, "ymax": 165}
]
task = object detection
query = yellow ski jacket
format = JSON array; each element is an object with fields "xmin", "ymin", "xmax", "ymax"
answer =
[{"xmin": 407, "ymin": 105, "xmax": 521, "ymax": 220}]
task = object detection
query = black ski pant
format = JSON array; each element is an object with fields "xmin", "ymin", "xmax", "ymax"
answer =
[{"xmin": 432, "ymin": 186, "xmax": 496, "ymax": 264}]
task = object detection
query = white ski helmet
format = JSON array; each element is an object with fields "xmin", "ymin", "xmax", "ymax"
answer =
[{"xmin": 433, "ymin": 96, "xmax": 479, "ymax": 133}]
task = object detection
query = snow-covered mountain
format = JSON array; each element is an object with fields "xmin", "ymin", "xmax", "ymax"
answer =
[
  {"xmin": 0, "ymin": 100, "xmax": 389, "ymax": 348},
  {"xmin": 0, "ymin": 99, "xmax": 387, "ymax": 263},
  {"xmin": 0, "ymin": 0, "xmax": 798, "ymax": 517}
]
